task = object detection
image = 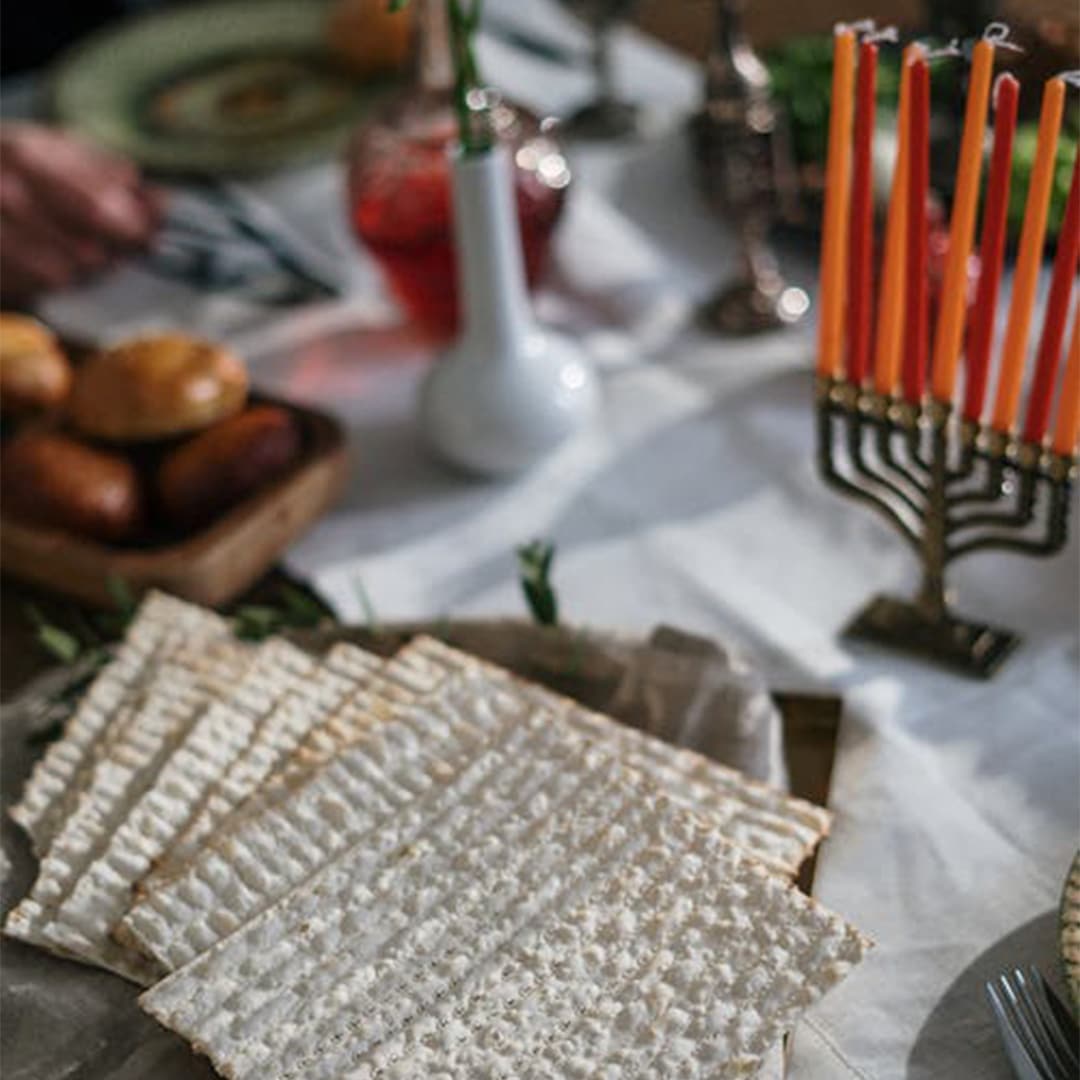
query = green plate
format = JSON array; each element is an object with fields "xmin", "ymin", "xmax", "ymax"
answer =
[{"xmin": 51, "ymin": 0, "xmax": 396, "ymax": 176}]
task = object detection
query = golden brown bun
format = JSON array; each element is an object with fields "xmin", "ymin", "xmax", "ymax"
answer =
[
  {"xmin": 158, "ymin": 405, "xmax": 302, "ymax": 528},
  {"xmin": 70, "ymin": 334, "xmax": 248, "ymax": 442},
  {"xmin": 2, "ymin": 432, "xmax": 142, "ymax": 542},
  {"xmin": 0, "ymin": 313, "xmax": 73, "ymax": 417},
  {"xmin": 326, "ymin": 0, "xmax": 412, "ymax": 77}
]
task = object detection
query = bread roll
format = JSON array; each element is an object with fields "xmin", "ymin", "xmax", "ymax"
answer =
[
  {"xmin": 0, "ymin": 313, "xmax": 73, "ymax": 417},
  {"xmin": 326, "ymin": 0, "xmax": 412, "ymax": 77},
  {"xmin": 70, "ymin": 334, "xmax": 248, "ymax": 442},
  {"xmin": 2, "ymin": 432, "xmax": 142, "ymax": 542},
  {"xmin": 158, "ymin": 405, "xmax": 301, "ymax": 528}
]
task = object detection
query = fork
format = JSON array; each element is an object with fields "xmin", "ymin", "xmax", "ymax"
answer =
[{"xmin": 985, "ymin": 966, "xmax": 1080, "ymax": 1080}]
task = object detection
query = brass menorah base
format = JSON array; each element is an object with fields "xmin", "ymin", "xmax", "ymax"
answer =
[
  {"xmin": 817, "ymin": 376, "xmax": 1075, "ymax": 678},
  {"xmin": 844, "ymin": 593, "xmax": 1019, "ymax": 677}
]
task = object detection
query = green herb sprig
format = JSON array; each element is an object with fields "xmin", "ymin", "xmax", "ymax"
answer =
[
  {"xmin": 517, "ymin": 539, "xmax": 559, "ymax": 627},
  {"xmin": 390, "ymin": 0, "xmax": 491, "ymax": 156},
  {"xmin": 23, "ymin": 580, "xmax": 335, "ymax": 745},
  {"xmin": 232, "ymin": 584, "xmax": 334, "ymax": 641}
]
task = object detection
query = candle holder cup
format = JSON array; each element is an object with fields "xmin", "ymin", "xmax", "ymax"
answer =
[{"xmin": 817, "ymin": 376, "xmax": 1075, "ymax": 677}]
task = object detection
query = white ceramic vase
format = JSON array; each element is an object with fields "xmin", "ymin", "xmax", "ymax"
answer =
[{"xmin": 419, "ymin": 145, "xmax": 597, "ymax": 476}]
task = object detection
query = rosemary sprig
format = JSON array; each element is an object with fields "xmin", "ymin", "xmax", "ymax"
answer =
[
  {"xmin": 25, "ymin": 606, "xmax": 83, "ymax": 665},
  {"xmin": 233, "ymin": 583, "xmax": 335, "ymax": 641},
  {"xmin": 517, "ymin": 539, "xmax": 559, "ymax": 627},
  {"xmin": 351, "ymin": 577, "xmax": 381, "ymax": 634}
]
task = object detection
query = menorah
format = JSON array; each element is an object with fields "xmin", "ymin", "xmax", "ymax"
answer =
[
  {"xmin": 817, "ymin": 380, "xmax": 1075, "ymax": 676},
  {"xmin": 813, "ymin": 25, "xmax": 1079, "ymax": 677}
]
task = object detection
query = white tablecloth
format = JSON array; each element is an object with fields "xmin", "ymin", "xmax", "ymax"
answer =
[{"xmin": 28, "ymin": 4, "xmax": 1080, "ymax": 1076}]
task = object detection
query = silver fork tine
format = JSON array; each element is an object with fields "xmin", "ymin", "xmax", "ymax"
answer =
[
  {"xmin": 1013, "ymin": 970, "xmax": 1074, "ymax": 1078},
  {"xmin": 1024, "ymin": 968, "xmax": 1080, "ymax": 1075},
  {"xmin": 987, "ymin": 978, "xmax": 1054, "ymax": 1080},
  {"xmin": 999, "ymin": 972, "xmax": 1062, "ymax": 1080}
]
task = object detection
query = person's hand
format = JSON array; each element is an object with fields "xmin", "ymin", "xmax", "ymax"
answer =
[{"xmin": 0, "ymin": 124, "xmax": 164, "ymax": 299}]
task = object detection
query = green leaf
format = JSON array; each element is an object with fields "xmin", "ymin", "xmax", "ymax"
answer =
[
  {"xmin": 433, "ymin": 614, "xmax": 455, "ymax": 646},
  {"xmin": 105, "ymin": 576, "xmax": 138, "ymax": 618},
  {"xmin": 352, "ymin": 578, "xmax": 380, "ymax": 634},
  {"xmin": 516, "ymin": 540, "xmax": 559, "ymax": 627},
  {"xmin": 24, "ymin": 604, "xmax": 48, "ymax": 631},
  {"xmin": 36, "ymin": 624, "xmax": 83, "ymax": 664},
  {"xmin": 278, "ymin": 583, "xmax": 330, "ymax": 628},
  {"xmin": 233, "ymin": 605, "xmax": 283, "ymax": 642},
  {"xmin": 25, "ymin": 604, "xmax": 86, "ymax": 663},
  {"xmin": 387, "ymin": 0, "xmax": 410, "ymax": 11}
]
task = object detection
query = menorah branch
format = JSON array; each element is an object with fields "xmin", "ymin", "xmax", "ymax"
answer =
[
  {"xmin": 844, "ymin": 399, "xmax": 928, "ymax": 521},
  {"xmin": 817, "ymin": 382, "xmax": 922, "ymax": 555},
  {"xmin": 948, "ymin": 463, "xmax": 1073, "ymax": 561},
  {"xmin": 867, "ymin": 396, "xmax": 933, "ymax": 499}
]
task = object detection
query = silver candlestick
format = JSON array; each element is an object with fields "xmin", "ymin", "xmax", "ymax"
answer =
[
  {"xmin": 692, "ymin": 0, "xmax": 807, "ymax": 334},
  {"xmin": 558, "ymin": 0, "xmax": 646, "ymax": 140}
]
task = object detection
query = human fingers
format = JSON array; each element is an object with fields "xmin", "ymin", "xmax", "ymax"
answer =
[
  {"xmin": 0, "ymin": 167, "xmax": 112, "ymax": 273},
  {"xmin": 2, "ymin": 123, "xmax": 141, "ymax": 190},
  {"xmin": 4, "ymin": 126, "xmax": 155, "ymax": 246}
]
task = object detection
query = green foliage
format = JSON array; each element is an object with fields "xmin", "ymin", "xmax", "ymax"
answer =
[
  {"xmin": 351, "ymin": 577, "xmax": 381, "ymax": 633},
  {"xmin": 1008, "ymin": 125, "xmax": 1077, "ymax": 241},
  {"xmin": 25, "ymin": 602, "xmax": 110, "ymax": 666},
  {"xmin": 765, "ymin": 33, "xmax": 1074, "ymax": 243},
  {"xmin": 26, "ymin": 611, "xmax": 83, "ymax": 664},
  {"xmin": 766, "ymin": 36, "xmax": 902, "ymax": 167},
  {"xmin": 517, "ymin": 540, "xmax": 559, "ymax": 627},
  {"xmin": 232, "ymin": 584, "xmax": 335, "ymax": 641}
]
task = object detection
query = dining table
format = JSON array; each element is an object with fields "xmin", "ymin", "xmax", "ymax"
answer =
[{"xmin": 2, "ymin": 2, "xmax": 1078, "ymax": 1078}]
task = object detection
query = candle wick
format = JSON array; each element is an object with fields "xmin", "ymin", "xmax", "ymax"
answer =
[
  {"xmin": 921, "ymin": 39, "xmax": 964, "ymax": 62},
  {"xmin": 846, "ymin": 18, "xmax": 878, "ymax": 37},
  {"xmin": 983, "ymin": 21, "xmax": 1025, "ymax": 52},
  {"xmin": 865, "ymin": 26, "xmax": 899, "ymax": 45}
]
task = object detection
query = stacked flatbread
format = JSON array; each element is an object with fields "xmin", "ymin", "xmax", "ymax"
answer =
[{"xmin": 5, "ymin": 592, "xmax": 870, "ymax": 1078}]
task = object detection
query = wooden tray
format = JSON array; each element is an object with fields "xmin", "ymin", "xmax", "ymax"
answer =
[{"xmin": 0, "ymin": 395, "xmax": 348, "ymax": 609}]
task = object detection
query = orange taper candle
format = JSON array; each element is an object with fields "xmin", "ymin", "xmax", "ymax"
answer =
[
  {"xmin": 872, "ymin": 44, "xmax": 917, "ymax": 396},
  {"xmin": 816, "ymin": 26, "xmax": 857, "ymax": 379},
  {"xmin": 930, "ymin": 37, "xmax": 995, "ymax": 404},
  {"xmin": 1052, "ymin": 305, "xmax": 1080, "ymax": 456},
  {"xmin": 990, "ymin": 76, "xmax": 1066, "ymax": 432}
]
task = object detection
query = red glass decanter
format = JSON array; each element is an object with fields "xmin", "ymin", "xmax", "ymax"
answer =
[{"xmin": 346, "ymin": 0, "xmax": 571, "ymax": 337}]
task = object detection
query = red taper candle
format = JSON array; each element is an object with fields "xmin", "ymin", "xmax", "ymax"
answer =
[
  {"xmin": 1052, "ymin": 305, "xmax": 1080, "ymax": 456},
  {"xmin": 847, "ymin": 38, "xmax": 878, "ymax": 384},
  {"xmin": 901, "ymin": 55, "xmax": 930, "ymax": 403},
  {"xmin": 1022, "ymin": 152, "xmax": 1080, "ymax": 444},
  {"xmin": 963, "ymin": 73, "xmax": 1019, "ymax": 423}
]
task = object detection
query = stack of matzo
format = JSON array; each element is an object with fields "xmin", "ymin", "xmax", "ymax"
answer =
[{"xmin": 5, "ymin": 591, "xmax": 869, "ymax": 1077}]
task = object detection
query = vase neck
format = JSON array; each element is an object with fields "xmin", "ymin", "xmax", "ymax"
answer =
[{"xmin": 451, "ymin": 146, "xmax": 533, "ymax": 349}]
